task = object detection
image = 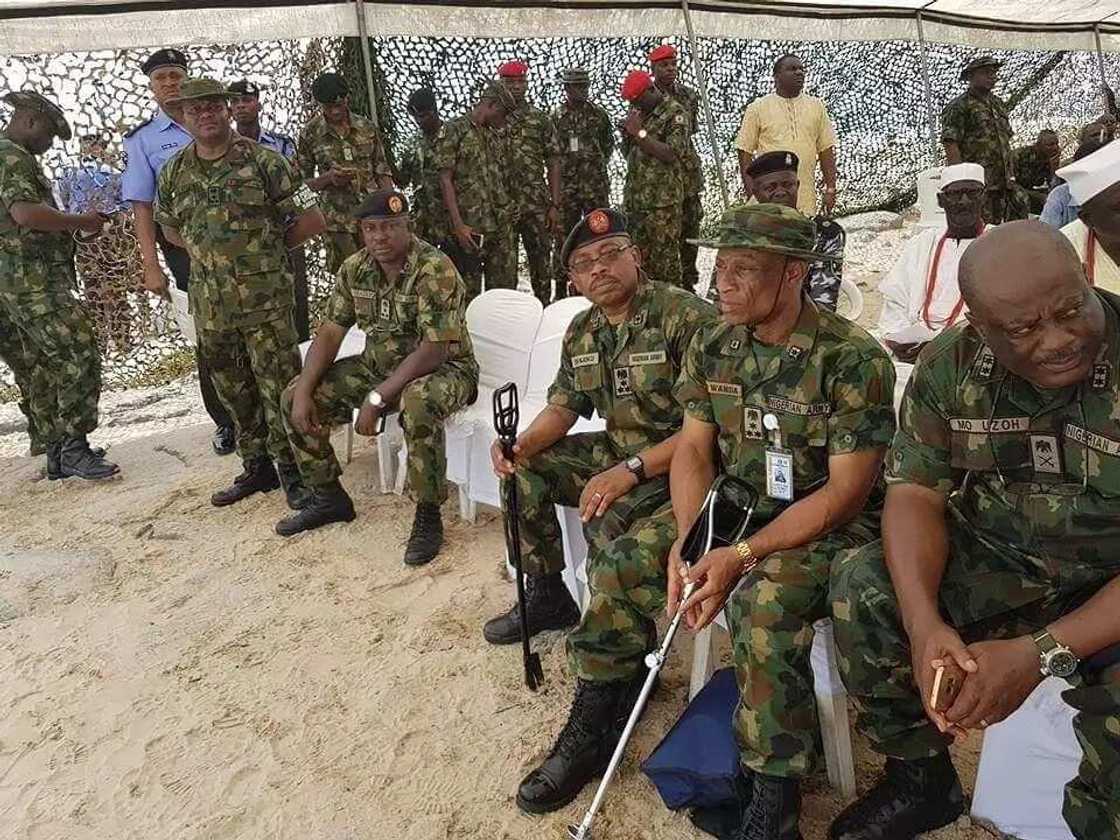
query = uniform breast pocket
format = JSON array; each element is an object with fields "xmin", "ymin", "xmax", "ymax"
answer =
[
  {"xmin": 574, "ymin": 364, "xmax": 603, "ymax": 392},
  {"xmin": 949, "ymin": 431, "xmax": 1023, "ymax": 472},
  {"xmin": 392, "ymin": 294, "xmax": 418, "ymax": 330},
  {"xmin": 711, "ymin": 393, "xmax": 743, "ymax": 436},
  {"xmin": 783, "ymin": 414, "xmax": 829, "ymax": 450},
  {"xmin": 227, "ymin": 183, "xmax": 269, "ymax": 229},
  {"xmin": 233, "ymin": 252, "xmax": 287, "ymax": 313},
  {"xmin": 628, "ymin": 358, "xmax": 672, "ymax": 394}
]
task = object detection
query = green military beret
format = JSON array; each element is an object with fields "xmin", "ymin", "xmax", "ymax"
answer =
[
  {"xmin": 480, "ymin": 80, "xmax": 517, "ymax": 113},
  {"xmin": 960, "ymin": 56, "xmax": 1002, "ymax": 81},
  {"xmin": 355, "ymin": 189, "xmax": 410, "ymax": 220},
  {"xmin": 3, "ymin": 89, "xmax": 71, "ymax": 140},
  {"xmin": 166, "ymin": 77, "xmax": 230, "ymax": 105},
  {"xmin": 689, "ymin": 203, "xmax": 830, "ymax": 261},
  {"xmin": 560, "ymin": 207, "xmax": 629, "ymax": 266}
]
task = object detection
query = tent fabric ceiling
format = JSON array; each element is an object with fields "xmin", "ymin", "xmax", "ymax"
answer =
[{"xmin": 0, "ymin": 0, "xmax": 1119, "ymax": 55}]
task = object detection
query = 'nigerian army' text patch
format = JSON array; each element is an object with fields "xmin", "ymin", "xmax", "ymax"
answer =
[{"xmin": 766, "ymin": 396, "xmax": 831, "ymax": 416}]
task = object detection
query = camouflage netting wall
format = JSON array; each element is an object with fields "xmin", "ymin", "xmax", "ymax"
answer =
[{"xmin": 1, "ymin": 32, "xmax": 1118, "ymax": 399}]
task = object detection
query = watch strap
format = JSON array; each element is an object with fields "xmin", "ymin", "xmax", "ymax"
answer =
[{"xmin": 1032, "ymin": 628, "xmax": 1058, "ymax": 654}]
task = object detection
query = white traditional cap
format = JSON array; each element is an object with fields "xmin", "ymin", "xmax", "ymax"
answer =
[
  {"xmin": 1056, "ymin": 140, "xmax": 1120, "ymax": 205},
  {"xmin": 939, "ymin": 163, "xmax": 986, "ymax": 191}
]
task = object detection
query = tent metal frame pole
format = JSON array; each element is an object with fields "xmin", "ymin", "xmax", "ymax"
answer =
[
  {"xmin": 915, "ymin": 10, "xmax": 939, "ymax": 165},
  {"xmin": 1094, "ymin": 24, "xmax": 1108, "ymax": 91},
  {"xmin": 681, "ymin": 0, "xmax": 730, "ymax": 208},
  {"xmin": 354, "ymin": 0, "xmax": 382, "ymax": 130}
]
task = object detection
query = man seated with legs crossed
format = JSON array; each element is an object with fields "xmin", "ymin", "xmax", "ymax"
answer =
[
  {"xmin": 671, "ymin": 204, "xmax": 896, "ymax": 840},
  {"xmin": 830, "ymin": 220, "xmax": 1120, "ymax": 840},
  {"xmin": 492, "ymin": 208, "xmax": 714, "ymax": 814}
]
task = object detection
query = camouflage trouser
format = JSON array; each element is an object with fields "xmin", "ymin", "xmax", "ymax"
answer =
[
  {"xmin": 445, "ymin": 224, "xmax": 518, "ymax": 301},
  {"xmin": 198, "ymin": 315, "xmax": 301, "ymax": 469},
  {"xmin": 552, "ymin": 192, "xmax": 609, "ymax": 296},
  {"xmin": 832, "ymin": 540, "xmax": 1120, "ymax": 840},
  {"xmin": 325, "ymin": 229, "xmax": 363, "ymax": 276},
  {"xmin": 679, "ymin": 191, "xmax": 703, "ymax": 292},
  {"xmin": 726, "ymin": 511, "xmax": 880, "ymax": 778},
  {"xmin": 626, "ymin": 203, "xmax": 682, "ymax": 288},
  {"xmin": 513, "ymin": 207, "xmax": 554, "ymax": 305},
  {"xmin": 281, "ymin": 356, "xmax": 476, "ymax": 502},
  {"xmin": 983, "ymin": 185, "xmax": 1030, "ymax": 224},
  {"xmin": 0, "ymin": 288, "xmax": 101, "ymax": 445},
  {"xmin": 0, "ymin": 305, "xmax": 43, "ymax": 454}
]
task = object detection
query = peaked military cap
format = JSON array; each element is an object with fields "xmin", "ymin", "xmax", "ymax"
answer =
[
  {"xmin": 166, "ymin": 78, "xmax": 229, "ymax": 105},
  {"xmin": 355, "ymin": 189, "xmax": 410, "ymax": 220},
  {"xmin": 689, "ymin": 203, "xmax": 830, "ymax": 261},
  {"xmin": 480, "ymin": 80, "xmax": 517, "ymax": 112},
  {"xmin": 560, "ymin": 67, "xmax": 591, "ymax": 85},
  {"xmin": 747, "ymin": 150, "xmax": 800, "ymax": 180},
  {"xmin": 312, "ymin": 73, "xmax": 349, "ymax": 105},
  {"xmin": 560, "ymin": 207, "xmax": 630, "ymax": 267},
  {"xmin": 3, "ymin": 90, "xmax": 71, "ymax": 140},
  {"xmin": 141, "ymin": 48, "xmax": 188, "ymax": 77},
  {"xmin": 960, "ymin": 56, "xmax": 1002, "ymax": 81},
  {"xmin": 227, "ymin": 80, "xmax": 261, "ymax": 97}
]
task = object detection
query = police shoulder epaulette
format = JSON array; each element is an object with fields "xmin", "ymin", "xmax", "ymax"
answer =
[{"xmin": 124, "ymin": 117, "xmax": 154, "ymax": 139}]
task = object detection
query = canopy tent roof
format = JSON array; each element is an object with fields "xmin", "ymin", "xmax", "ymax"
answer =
[{"xmin": 1, "ymin": 0, "xmax": 1120, "ymax": 55}]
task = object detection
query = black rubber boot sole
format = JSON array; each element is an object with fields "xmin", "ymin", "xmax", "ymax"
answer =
[{"xmin": 515, "ymin": 755, "xmax": 610, "ymax": 816}]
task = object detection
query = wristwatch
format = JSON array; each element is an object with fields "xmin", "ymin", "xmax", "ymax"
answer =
[
  {"xmin": 1032, "ymin": 629, "xmax": 1079, "ymax": 679},
  {"xmin": 624, "ymin": 455, "xmax": 646, "ymax": 482},
  {"xmin": 637, "ymin": 128, "xmax": 649, "ymax": 140},
  {"xmin": 366, "ymin": 389, "xmax": 384, "ymax": 408}
]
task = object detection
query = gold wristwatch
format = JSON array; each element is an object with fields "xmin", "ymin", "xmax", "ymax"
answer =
[{"xmin": 733, "ymin": 540, "xmax": 756, "ymax": 573}]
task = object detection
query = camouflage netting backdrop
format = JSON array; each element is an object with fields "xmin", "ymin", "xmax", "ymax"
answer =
[{"xmin": 0, "ymin": 33, "xmax": 1117, "ymax": 397}]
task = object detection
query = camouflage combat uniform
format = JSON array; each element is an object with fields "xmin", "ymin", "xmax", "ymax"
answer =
[
  {"xmin": 398, "ymin": 127, "xmax": 452, "ymax": 250},
  {"xmin": 551, "ymin": 99, "xmax": 614, "ymax": 293},
  {"xmin": 0, "ymin": 136, "xmax": 103, "ymax": 448},
  {"xmin": 513, "ymin": 281, "xmax": 713, "ymax": 680},
  {"xmin": 434, "ymin": 114, "xmax": 516, "ymax": 299},
  {"xmin": 674, "ymin": 298, "xmax": 896, "ymax": 779},
  {"xmin": 831, "ymin": 290, "xmax": 1120, "ymax": 840},
  {"xmin": 1013, "ymin": 144, "xmax": 1056, "ymax": 215},
  {"xmin": 662, "ymin": 82, "xmax": 704, "ymax": 291},
  {"xmin": 156, "ymin": 136, "xmax": 312, "ymax": 472},
  {"xmin": 281, "ymin": 237, "xmax": 478, "ymax": 503},
  {"xmin": 623, "ymin": 96, "xmax": 689, "ymax": 288},
  {"xmin": 297, "ymin": 112, "xmax": 392, "ymax": 273},
  {"xmin": 941, "ymin": 91, "xmax": 1028, "ymax": 224},
  {"xmin": 506, "ymin": 103, "xmax": 562, "ymax": 304}
]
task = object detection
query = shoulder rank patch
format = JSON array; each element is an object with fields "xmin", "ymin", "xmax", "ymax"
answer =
[
  {"xmin": 571, "ymin": 352, "xmax": 600, "ymax": 368},
  {"xmin": 123, "ymin": 116, "xmax": 154, "ymax": 139},
  {"xmin": 1092, "ymin": 363, "xmax": 1111, "ymax": 391}
]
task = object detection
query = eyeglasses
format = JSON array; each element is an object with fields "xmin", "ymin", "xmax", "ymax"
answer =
[
  {"xmin": 569, "ymin": 243, "xmax": 631, "ymax": 275},
  {"xmin": 941, "ymin": 188, "xmax": 985, "ymax": 202},
  {"xmin": 182, "ymin": 100, "xmax": 226, "ymax": 117}
]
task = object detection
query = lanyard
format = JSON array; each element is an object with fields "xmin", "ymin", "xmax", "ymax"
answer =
[{"xmin": 921, "ymin": 226, "xmax": 985, "ymax": 330}]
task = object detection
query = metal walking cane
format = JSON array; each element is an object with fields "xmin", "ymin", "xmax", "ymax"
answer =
[
  {"xmin": 568, "ymin": 474, "xmax": 758, "ymax": 840},
  {"xmin": 494, "ymin": 382, "xmax": 544, "ymax": 690}
]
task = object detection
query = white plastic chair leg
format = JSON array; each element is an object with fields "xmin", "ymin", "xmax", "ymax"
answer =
[
  {"xmin": 812, "ymin": 622, "xmax": 856, "ymax": 800},
  {"xmin": 394, "ymin": 445, "xmax": 407, "ymax": 495},
  {"xmin": 377, "ymin": 433, "xmax": 395, "ymax": 493},
  {"xmin": 689, "ymin": 623, "xmax": 717, "ymax": 701},
  {"xmin": 345, "ymin": 424, "xmax": 354, "ymax": 465},
  {"xmin": 458, "ymin": 484, "xmax": 477, "ymax": 523}
]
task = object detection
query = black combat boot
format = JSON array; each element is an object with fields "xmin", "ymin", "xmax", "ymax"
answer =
[
  {"xmin": 736, "ymin": 774, "xmax": 802, "ymax": 840},
  {"xmin": 690, "ymin": 768, "xmax": 756, "ymax": 839},
  {"xmin": 515, "ymin": 678, "xmax": 629, "ymax": 815},
  {"xmin": 482, "ymin": 571, "xmax": 580, "ymax": 645},
  {"xmin": 51, "ymin": 436, "xmax": 120, "ymax": 481},
  {"xmin": 211, "ymin": 457, "xmax": 279, "ymax": 506},
  {"xmin": 402, "ymin": 502, "xmax": 443, "ymax": 566},
  {"xmin": 829, "ymin": 754, "xmax": 964, "ymax": 840},
  {"xmin": 211, "ymin": 425, "xmax": 235, "ymax": 456},
  {"xmin": 277, "ymin": 463, "xmax": 312, "ymax": 511},
  {"xmin": 274, "ymin": 481, "xmax": 356, "ymax": 536}
]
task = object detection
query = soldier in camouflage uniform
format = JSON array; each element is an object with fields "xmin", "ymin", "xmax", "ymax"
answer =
[
  {"xmin": 399, "ymin": 88, "xmax": 460, "ymax": 270},
  {"xmin": 495, "ymin": 208, "xmax": 714, "ymax": 816},
  {"xmin": 650, "ymin": 44, "xmax": 705, "ymax": 292},
  {"xmin": 619, "ymin": 70, "xmax": 689, "ymax": 288},
  {"xmin": 278, "ymin": 190, "xmax": 478, "ymax": 566},
  {"xmin": 0, "ymin": 90, "xmax": 119, "ymax": 480},
  {"xmin": 830, "ymin": 221, "xmax": 1120, "ymax": 840},
  {"xmin": 1014, "ymin": 129, "xmax": 1060, "ymax": 215},
  {"xmin": 297, "ymin": 73, "xmax": 393, "ymax": 274},
  {"xmin": 941, "ymin": 56, "xmax": 1029, "ymax": 224},
  {"xmin": 436, "ymin": 81, "xmax": 518, "ymax": 299},
  {"xmin": 499, "ymin": 61, "xmax": 564, "ymax": 304},
  {"xmin": 156, "ymin": 78, "xmax": 326, "ymax": 509},
  {"xmin": 671, "ymin": 203, "xmax": 895, "ymax": 840},
  {"xmin": 551, "ymin": 67, "xmax": 614, "ymax": 297}
]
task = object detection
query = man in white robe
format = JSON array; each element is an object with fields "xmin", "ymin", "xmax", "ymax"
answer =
[{"xmin": 1058, "ymin": 140, "xmax": 1120, "ymax": 296}]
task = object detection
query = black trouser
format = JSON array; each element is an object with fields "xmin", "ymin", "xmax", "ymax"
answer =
[
  {"xmin": 289, "ymin": 246, "xmax": 310, "ymax": 343},
  {"xmin": 157, "ymin": 231, "xmax": 231, "ymax": 430}
]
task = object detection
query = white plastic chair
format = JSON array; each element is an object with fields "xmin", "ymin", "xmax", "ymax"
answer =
[
  {"xmin": 917, "ymin": 167, "xmax": 945, "ymax": 229},
  {"xmin": 836, "ymin": 277, "xmax": 864, "ymax": 322},
  {"xmin": 169, "ymin": 286, "xmax": 196, "ymax": 346}
]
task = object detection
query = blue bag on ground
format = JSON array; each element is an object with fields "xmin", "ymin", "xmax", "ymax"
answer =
[{"xmin": 639, "ymin": 666, "xmax": 739, "ymax": 810}]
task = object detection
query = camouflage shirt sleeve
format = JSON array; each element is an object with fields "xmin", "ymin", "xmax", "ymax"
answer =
[
  {"xmin": 675, "ymin": 328, "xmax": 717, "ymax": 424},
  {"xmin": 433, "ymin": 120, "xmax": 459, "ymax": 172},
  {"xmin": 0, "ymin": 147, "xmax": 44, "ymax": 209},
  {"xmin": 258, "ymin": 149, "xmax": 314, "ymax": 220},
  {"xmin": 296, "ymin": 127, "xmax": 316, "ymax": 181},
  {"xmin": 886, "ymin": 347, "xmax": 959, "ymax": 493},
  {"xmin": 940, "ymin": 98, "xmax": 968, "ymax": 145},
  {"xmin": 598, "ymin": 107, "xmax": 616, "ymax": 158},
  {"xmin": 545, "ymin": 113, "xmax": 562, "ymax": 158},
  {"xmin": 665, "ymin": 295, "xmax": 714, "ymax": 369},
  {"xmin": 826, "ymin": 349, "xmax": 897, "ymax": 455},
  {"xmin": 153, "ymin": 163, "xmax": 179, "ymax": 229},
  {"xmin": 415, "ymin": 252, "xmax": 467, "ymax": 343},
  {"xmin": 547, "ymin": 321, "xmax": 594, "ymax": 418},
  {"xmin": 324, "ymin": 258, "xmax": 357, "ymax": 329},
  {"xmin": 662, "ymin": 105, "xmax": 689, "ymax": 160}
]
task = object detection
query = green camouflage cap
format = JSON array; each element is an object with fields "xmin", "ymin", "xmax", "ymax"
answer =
[
  {"xmin": 3, "ymin": 89, "xmax": 71, "ymax": 140},
  {"xmin": 166, "ymin": 77, "xmax": 230, "ymax": 105},
  {"xmin": 480, "ymin": 80, "xmax": 517, "ymax": 113},
  {"xmin": 689, "ymin": 203, "xmax": 830, "ymax": 261},
  {"xmin": 960, "ymin": 55, "xmax": 1001, "ymax": 81}
]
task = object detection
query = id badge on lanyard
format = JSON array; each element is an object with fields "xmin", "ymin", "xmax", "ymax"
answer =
[{"xmin": 763, "ymin": 412, "xmax": 794, "ymax": 501}]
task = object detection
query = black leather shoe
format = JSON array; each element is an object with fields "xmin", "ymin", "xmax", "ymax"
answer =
[
  {"xmin": 50, "ymin": 436, "xmax": 120, "ymax": 481},
  {"xmin": 515, "ymin": 679, "xmax": 628, "ymax": 815},
  {"xmin": 275, "ymin": 481, "xmax": 356, "ymax": 536},
  {"xmin": 211, "ymin": 458, "xmax": 279, "ymax": 506},
  {"xmin": 277, "ymin": 463, "xmax": 312, "ymax": 511},
  {"xmin": 211, "ymin": 425, "xmax": 235, "ymax": 456},
  {"xmin": 402, "ymin": 502, "xmax": 442, "ymax": 566},
  {"xmin": 737, "ymin": 774, "xmax": 802, "ymax": 840},
  {"xmin": 829, "ymin": 754, "xmax": 964, "ymax": 840},
  {"xmin": 482, "ymin": 571, "xmax": 580, "ymax": 645}
]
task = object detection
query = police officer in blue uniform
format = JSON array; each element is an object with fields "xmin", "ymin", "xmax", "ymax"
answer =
[{"xmin": 123, "ymin": 48, "xmax": 235, "ymax": 455}]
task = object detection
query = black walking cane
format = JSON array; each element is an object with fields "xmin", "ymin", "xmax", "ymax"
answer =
[{"xmin": 493, "ymin": 382, "xmax": 544, "ymax": 690}]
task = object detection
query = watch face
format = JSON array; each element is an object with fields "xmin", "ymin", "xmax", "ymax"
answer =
[{"xmin": 1047, "ymin": 650, "xmax": 1078, "ymax": 678}]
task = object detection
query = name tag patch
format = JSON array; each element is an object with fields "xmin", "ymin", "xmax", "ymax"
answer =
[
  {"xmin": 706, "ymin": 381, "xmax": 742, "ymax": 398},
  {"xmin": 629, "ymin": 350, "xmax": 667, "ymax": 366},
  {"xmin": 766, "ymin": 396, "xmax": 831, "ymax": 416},
  {"xmin": 572, "ymin": 352, "xmax": 600, "ymax": 369},
  {"xmin": 1065, "ymin": 423, "xmax": 1120, "ymax": 457},
  {"xmin": 948, "ymin": 416, "xmax": 1030, "ymax": 434}
]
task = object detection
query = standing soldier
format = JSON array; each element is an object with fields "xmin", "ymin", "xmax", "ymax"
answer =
[
  {"xmin": 277, "ymin": 190, "xmax": 479, "ymax": 568},
  {"xmin": 124, "ymin": 48, "xmax": 235, "ymax": 455},
  {"xmin": 649, "ymin": 44, "xmax": 704, "ymax": 291},
  {"xmin": 399, "ymin": 88, "xmax": 458, "ymax": 267},
  {"xmin": 551, "ymin": 67, "xmax": 614, "ymax": 297},
  {"xmin": 156, "ymin": 79, "xmax": 326, "ymax": 509},
  {"xmin": 228, "ymin": 79, "xmax": 311, "ymax": 343},
  {"xmin": 297, "ymin": 72, "xmax": 393, "ymax": 274},
  {"xmin": 499, "ymin": 61, "xmax": 564, "ymax": 305},
  {"xmin": 436, "ymin": 81, "xmax": 518, "ymax": 299},
  {"xmin": 942, "ymin": 56, "xmax": 1027, "ymax": 224},
  {"xmin": 0, "ymin": 90, "xmax": 118, "ymax": 479},
  {"xmin": 620, "ymin": 70, "xmax": 689, "ymax": 288},
  {"xmin": 671, "ymin": 204, "xmax": 895, "ymax": 840}
]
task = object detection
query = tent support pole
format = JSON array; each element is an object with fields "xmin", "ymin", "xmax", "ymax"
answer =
[
  {"xmin": 354, "ymin": 0, "xmax": 382, "ymax": 130},
  {"xmin": 681, "ymin": 0, "xmax": 730, "ymax": 209},
  {"xmin": 1094, "ymin": 24, "xmax": 1108, "ymax": 91},
  {"xmin": 915, "ymin": 11, "xmax": 939, "ymax": 165}
]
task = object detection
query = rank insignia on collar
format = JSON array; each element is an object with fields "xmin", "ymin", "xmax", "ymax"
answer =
[
  {"xmin": 590, "ymin": 311, "xmax": 605, "ymax": 328},
  {"xmin": 613, "ymin": 366, "xmax": 633, "ymax": 398},
  {"xmin": 1092, "ymin": 363, "xmax": 1111, "ymax": 391},
  {"xmin": 787, "ymin": 346, "xmax": 803, "ymax": 360},
  {"xmin": 729, "ymin": 338, "xmax": 741, "ymax": 351},
  {"xmin": 379, "ymin": 298, "xmax": 391, "ymax": 320},
  {"xmin": 973, "ymin": 347, "xmax": 996, "ymax": 381},
  {"xmin": 632, "ymin": 310, "xmax": 648, "ymax": 329}
]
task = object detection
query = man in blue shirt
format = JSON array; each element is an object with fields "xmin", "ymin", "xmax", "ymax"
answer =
[
  {"xmin": 229, "ymin": 79, "xmax": 309, "ymax": 342},
  {"xmin": 122, "ymin": 48, "xmax": 235, "ymax": 455}
]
